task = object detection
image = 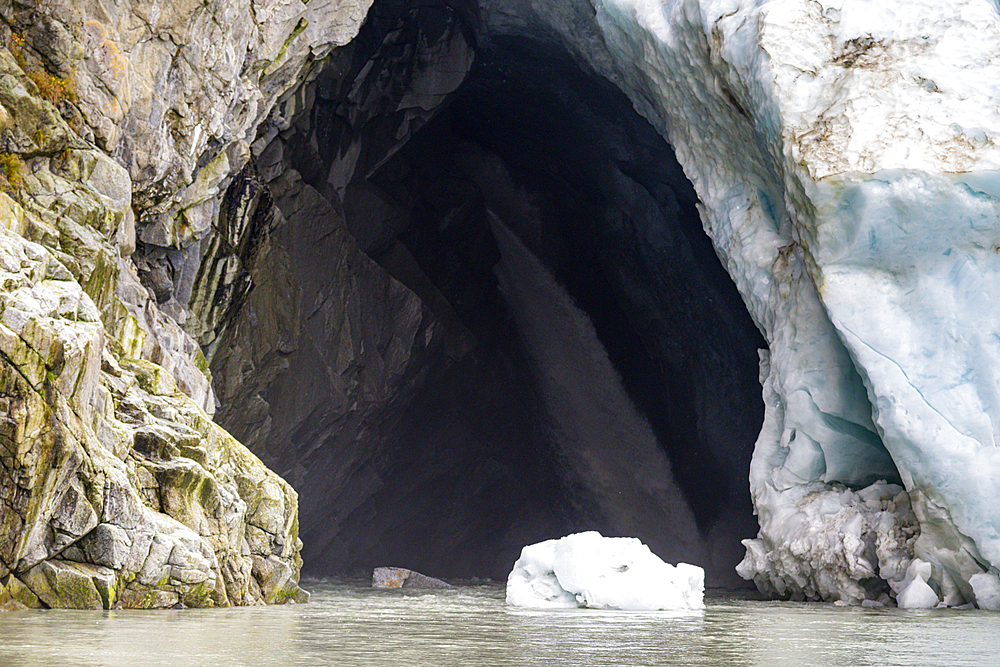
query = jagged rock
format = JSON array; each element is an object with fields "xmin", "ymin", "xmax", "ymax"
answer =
[
  {"xmin": 252, "ymin": 554, "xmax": 310, "ymax": 604},
  {"xmin": 372, "ymin": 567, "xmax": 454, "ymax": 589},
  {"xmin": 0, "ymin": 49, "xmax": 86, "ymax": 157},
  {"xmin": 0, "ymin": 213, "xmax": 298, "ymax": 607},
  {"xmin": 0, "ymin": 15, "xmax": 310, "ymax": 607},
  {"xmin": 19, "ymin": 560, "xmax": 115, "ymax": 610},
  {"xmin": 1, "ymin": 0, "xmax": 374, "ymax": 238},
  {"xmin": 0, "ymin": 574, "xmax": 42, "ymax": 609},
  {"xmin": 80, "ymin": 523, "xmax": 131, "ymax": 571}
]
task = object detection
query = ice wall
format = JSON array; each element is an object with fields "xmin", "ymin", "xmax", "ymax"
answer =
[{"xmin": 592, "ymin": 0, "xmax": 1000, "ymax": 605}]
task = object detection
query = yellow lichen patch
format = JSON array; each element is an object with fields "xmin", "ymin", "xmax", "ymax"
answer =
[
  {"xmin": 6, "ymin": 32, "xmax": 77, "ymax": 107},
  {"xmin": 0, "ymin": 153, "xmax": 24, "ymax": 193}
]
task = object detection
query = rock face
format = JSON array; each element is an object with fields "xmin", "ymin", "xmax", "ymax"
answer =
[
  {"xmin": 0, "ymin": 0, "xmax": 380, "ymax": 607},
  {"xmin": 0, "ymin": 196, "xmax": 306, "ymax": 607},
  {"xmin": 372, "ymin": 566, "xmax": 453, "ymax": 589},
  {"xmin": 183, "ymin": 0, "xmax": 765, "ymax": 584}
]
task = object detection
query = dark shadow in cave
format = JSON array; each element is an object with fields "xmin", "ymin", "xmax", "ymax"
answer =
[
  {"xmin": 440, "ymin": 36, "xmax": 768, "ymax": 533},
  {"xmin": 207, "ymin": 0, "xmax": 767, "ymax": 585},
  {"xmin": 351, "ymin": 32, "xmax": 768, "ymax": 577}
]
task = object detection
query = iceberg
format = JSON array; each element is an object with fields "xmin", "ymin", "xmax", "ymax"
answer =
[
  {"xmin": 590, "ymin": 0, "xmax": 1000, "ymax": 605},
  {"xmin": 506, "ymin": 532, "xmax": 705, "ymax": 611}
]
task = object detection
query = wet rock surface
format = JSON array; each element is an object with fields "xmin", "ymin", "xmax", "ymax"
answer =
[{"xmin": 372, "ymin": 566, "xmax": 453, "ymax": 589}]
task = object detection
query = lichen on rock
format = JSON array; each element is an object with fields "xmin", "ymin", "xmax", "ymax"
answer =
[
  {"xmin": 0, "ymin": 0, "xmax": 368, "ymax": 608},
  {"xmin": 0, "ymin": 201, "xmax": 307, "ymax": 607}
]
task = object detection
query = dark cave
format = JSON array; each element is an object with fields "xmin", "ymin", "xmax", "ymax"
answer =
[{"xmin": 198, "ymin": 0, "xmax": 767, "ymax": 585}]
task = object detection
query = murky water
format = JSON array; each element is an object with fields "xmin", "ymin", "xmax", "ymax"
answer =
[{"xmin": 2, "ymin": 580, "xmax": 999, "ymax": 666}]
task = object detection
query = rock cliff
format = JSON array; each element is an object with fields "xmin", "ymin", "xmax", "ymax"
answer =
[
  {"xmin": 0, "ymin": 0, "xmax": 377, "ymax": 608},
  {"xmin": 0, "ymin": 0, "xmax": 765, "ymax": 594}
]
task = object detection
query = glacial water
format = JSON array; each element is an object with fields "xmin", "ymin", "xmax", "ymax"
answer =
[{"xmin": 2, "ymin": 580, "xmax": 999, "ymax": 666}]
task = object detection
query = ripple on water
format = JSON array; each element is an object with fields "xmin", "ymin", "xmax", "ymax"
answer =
[{"xmin": 1, "ymin": 580, "xmax": 999, "ymax": 666}]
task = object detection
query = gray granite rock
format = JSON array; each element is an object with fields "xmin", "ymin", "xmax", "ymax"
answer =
[
  {"xmin": 373, "ymin": 567, "xmax": 454, "ymax": 589},
  {"xmin": 0, "ymin": 2, "xmax": 334, "ymax": 605}
]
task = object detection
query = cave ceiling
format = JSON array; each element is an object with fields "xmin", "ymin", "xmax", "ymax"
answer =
[{"xmin": 137, "ymin": 0, "xmax": 768, "ymax": 584}]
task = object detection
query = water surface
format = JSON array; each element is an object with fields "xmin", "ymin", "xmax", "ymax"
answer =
[{"xmin": 2, "ymin": 580, "xmax": 998, "ymax": 666}]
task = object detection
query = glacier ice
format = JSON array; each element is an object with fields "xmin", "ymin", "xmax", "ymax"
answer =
[
  {"xmin": 970, "ymin": 572, "xmax": 1000, "ymax": 611},
  {"xmin": 896, "ymin": 559, "xmax": 939, "ymax": 609},
  {"xmin": 506, "ymin": 532, "xmax": 705, "ymax": 611},
  {"xmin": 735, "ymin": 475, "xmax": 917, "ymax": 603},
  {"xmin": 590, "ymin": 0, "xmax": 1000, "ymax": 606}
]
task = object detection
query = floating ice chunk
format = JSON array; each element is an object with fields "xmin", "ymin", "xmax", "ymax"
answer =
[
  {"xmin": 896, "ymin": 559, "xmax": 939, "ymax": 609},
  {"xmin": 970, "ymin": 573, "xmax": 1000, "ymax": 611},
  {"xmin": 505, "ymin": 532, "xmax": 704, "ymax": 611}
]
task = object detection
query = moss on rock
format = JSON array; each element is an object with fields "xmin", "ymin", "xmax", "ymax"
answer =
[
  {"xmin": 19, "ymin": 560, "xmax": 113, "ymax": 609},
  {"xmin": 0, "ymin": 574, "xmax": 43, "ymax": 609}
]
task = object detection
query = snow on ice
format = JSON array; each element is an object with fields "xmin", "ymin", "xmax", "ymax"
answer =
[{"xmin": 506, "ymin": 532, "xmax": 705, "ymax": 611}]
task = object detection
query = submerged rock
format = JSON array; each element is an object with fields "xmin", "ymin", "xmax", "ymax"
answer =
[{"xmin": 372, "ymin": 567, "xmax": 454, "ymax": 589}]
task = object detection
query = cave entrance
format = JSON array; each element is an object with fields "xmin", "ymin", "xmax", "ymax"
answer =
[{"xmin": 207, "ymin": 1, "xmax": 766, "ymax": 584}]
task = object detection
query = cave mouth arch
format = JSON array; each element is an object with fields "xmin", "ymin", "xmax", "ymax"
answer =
[{"xmin": 202, "ymin": 0, "xmax": 767, "ymax": 585}]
